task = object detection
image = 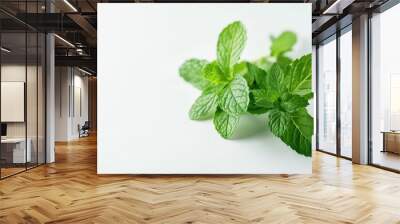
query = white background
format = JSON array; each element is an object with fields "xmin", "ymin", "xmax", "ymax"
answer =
[{"xmin": 98, "ymin": 3, "xmax": 312, "ymax": 174}]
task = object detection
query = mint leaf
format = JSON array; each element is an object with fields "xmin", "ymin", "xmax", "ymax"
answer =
[
  {"xmin": 218, "ymin": 75, "xmax": 249, "ymax": 115},
  {"xmin": 281, "ymin": 94, "xmax": 309, "ymax": 113},
  {"xmin": 267, "ymin": 63, "xmax": 286, "ymax": 94},
  {"xmin": 217, "ymin": 21, "xmax": 247, "ymax": 76},
  {"xmin": 189, "ymin": 90, "xmax": 219, "ymax": 120},
  {"xmin": 291, "ymin": 108, "xmax": 313, "ymax": 139},
  {"xmin": 179, "ymin": 59, "xmax": 209, "ymax": 90},
  {"xmin": 243, "ymin": 71, "xmax": 255, "ymax": 87},
  {"xmin": 213, "ymin": 109, "xmax": 239, "ymax": 139},
  {"xmin": 203, "ymin": 61, "xmax": 227, "ymax": 84},
  {"xmin": 251, "ymin": 89, "xmax": 278, "ymax": 109},
  {"xmin": 303, "ymin": 92, "xmax": 314, "ymax": 100},
  {"xmin": 247, "ymin": 62, "xmax": 267, "ymax": 89},
  {"xmin": 285, "ymin": 54, "xmax": 312, "ymax": 96},
  {"xmin": 233, "ymin": 61, "xmax": 253, "ymax": 85},
  {"xmin": 255, "ymin": 57, "xmax": 273, "ymax": 71},
  {"xmin": 270, "ymin": 31, "xmax": 297, "ymax": 57},
  {"xmin": 276, "ymin": 55, "xmax": 292, "ymax": 70},
  {"xmin": 275, "ymin": 108, "xmax": 313, "ymax": 157},
  {"xmin": 247, "ymin": 102, "xmax": 269, "ymax": 115},
  {"xmin": 233, "ymin": 61, "xmax": 248, "ymax": 76},
  {"xmin": 268, "ymin": 109, "xmax": 289, "ymax": 137}
]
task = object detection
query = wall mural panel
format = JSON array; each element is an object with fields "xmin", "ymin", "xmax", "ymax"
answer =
[{"xmin": 98, "ymin": 3, "xmax": 312, "ymax": 174}]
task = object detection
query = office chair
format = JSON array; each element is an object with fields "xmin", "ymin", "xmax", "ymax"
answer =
[{"xmin": 79, "ymin": 121, "xmax": 90, "ymax": 138}]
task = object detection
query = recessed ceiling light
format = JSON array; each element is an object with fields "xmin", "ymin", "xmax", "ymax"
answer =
[
  {"xmin": 63, "ymin": 0, "xmax": 78, "ymax": 12},
  {"xmin": 323, "ymin": 0, "xmax": 353, "ymax": 15},
  {"xmin": 54, "ymin": 34, "xmax": 75, "ymax": 48},
  {"xmin": 78, "ymin": 67, "xmax": 93, "ymax": 76},
  {"xmin": 1, "ymin": 47, "xmax": 11, "ymax": 53}
]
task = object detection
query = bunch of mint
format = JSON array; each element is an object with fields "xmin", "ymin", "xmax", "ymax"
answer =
[{"xmin": 179, "ymin": 21, "xmax": 313, "ymax": 157}]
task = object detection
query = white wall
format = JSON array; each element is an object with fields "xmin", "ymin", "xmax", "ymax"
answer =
[
  {"xmin": 98, "ymin": 4, "xmax": 312, "ymax": 174},
  {"xmin": 55, "ymin": 67, "xmax": 89, "ymax": 141}
]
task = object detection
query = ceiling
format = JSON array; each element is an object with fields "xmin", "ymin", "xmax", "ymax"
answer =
[{"xmin": 0, "ymin": 0, "xmax": 393, "ymax": 74}]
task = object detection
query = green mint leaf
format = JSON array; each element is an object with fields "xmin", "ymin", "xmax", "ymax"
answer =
[
  {"xmin": 303, "ymin": 92, "xmax": 314, "ymax": 100},
  {"xmin": 217, "ymin": 21, "xmax": 247, "ymax": 76},
  {"xmin": 255, "ymin": 57, "xmax": 273, "ymax": 71},
  {"xmin": 179, "ymin": 59, "xmax": 209, "ymax": 90},
  {"xmin": 268, "ymin": 109, "xmax": 290, "ymax": 137},
  {"xmin": 203, "ymin": 61, "xmax": 228, "ymax": 84},
  {"xmin": 270, "ymin": 31, "xmax": 297, "ymax": 57},
  {"xmin": 213, "ymin": 109, "xmax": 240, "ymax": 139},
  {"xmin": 276, "ymin": 55, "xmax": 293, "ymax": 70},
  {"xmin": 274, "ymin": 108, "xmax": 313, "ymax": 157},
  {"xmin": 267, "ymin": 63, "xmax": 286, "ymax": 94},
  {"xmin": 189, "ymin": 89, "xmax": 219, "ymax": 120},
  {"xmin": 243, "ymin": 72, "xmax": 255, "ymax": 87},
  {"xmin": 285, "ymin": 54, "xmax": 312, "ymax": 96},
  {"xmin": 281, "ymin": 94, "xmax": 309, "ymax": 113},
  {"xmin": 246, "ymin": 62, "xmax": 267, "ymax": 89},
  {"xmin": 251, "ymin": 89, "xmax": 278, "ymax": 109},
  {"xmin": 218, "ymin": 75, "xmax": 249, "ymax": 115},
  {"xmin": 235, "ymin": 62, "xmax": 254, "ymax": 86},
  {"xmin": 247, "ymin": 100, "xmax": 269, "ymax": 114},
  {"xmin": 291, "ymin": 108, "xmax": 314, "ymax": 139},
  {"xmin": 233, "ymin": 61, "xmax": 248, "ymax": 76}
]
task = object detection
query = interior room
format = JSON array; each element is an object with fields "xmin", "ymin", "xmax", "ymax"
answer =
[
  {"xmin": 0, "ymin": 0, "xmax": 399, "ymax": 223},
  {"xmin": 0, "ymin": 27, "xmax": 46, "ymax": 178}
]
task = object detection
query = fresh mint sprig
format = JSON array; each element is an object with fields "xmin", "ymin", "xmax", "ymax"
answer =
[
  {"xmin": 247, "ymin": 54, "xmax": 313, "ymax": 156},
  {"xmin": 179, "ymin": 21, "xmax": 313, "ymax": 157},
  {"xmin": 180, "ymin": 21, "xmax": 249, "ymax": 138}
]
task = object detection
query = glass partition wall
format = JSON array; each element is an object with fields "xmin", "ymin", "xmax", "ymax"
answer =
[
  {"xmin": 317, "ymin": 36, "xmax": 337, "ymax": 155},
  {"xmin": 0, "ymin": 4, "xmax": 46, "ymax": 179},
  {"xmin": 316, "ymin": 27, "xmax": 352, "ymax": 159},
  {"xmin": 370, "ymin": 3, "xmax": 400, "ymax": 171},
  {"xmin": 339, "ymin": 28, "xmax": 352, "ymax": 159}
]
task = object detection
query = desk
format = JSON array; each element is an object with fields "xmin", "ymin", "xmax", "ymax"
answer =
[
  {"xmin": 1, "ymin": 138, "xmax": 31, "ymax": 163},
  {"xmin": 381, "ymin": 131, "xmax": 400, "ymax": 154}
]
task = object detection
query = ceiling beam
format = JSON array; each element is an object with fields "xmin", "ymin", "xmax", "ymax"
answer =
[
  {"xmin": 55, "ymin": 55, "xmax": 96, "ymax": 69},
  {"xmin": 67, "ymin": 14, "xmax": 97, "ymax": 36}
]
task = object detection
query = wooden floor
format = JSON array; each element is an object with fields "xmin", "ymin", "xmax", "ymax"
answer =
[
  {"xmin": 1, "ymin": 135, "xmax": 400, "ymax": 223},
  {"xmin": 373, "ymin": 151, "xmax": 400, "ymax": 171}
]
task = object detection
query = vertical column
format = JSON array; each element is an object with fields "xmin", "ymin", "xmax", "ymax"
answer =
[
  {"xmin": 352, "ymin": 14, "xmax": 369, "ymax": 164},
  {"xmin": 312, "ymin": 45, "xmax": 317, "ymax": 151},
  {"xmin": 336, "ymin": 31, "xmax": 341, "ymax": 156},
  {"xmin": 46, "ymin": 1, "xmax": 55, "ymax": 163}
]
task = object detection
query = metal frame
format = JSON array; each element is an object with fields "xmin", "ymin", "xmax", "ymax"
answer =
[
  {"xmin": 336, "ymin": 28, "xmax": 341, "ymax": 157},
  {"xmin": 367, "ymin": 11, "xmax": 373, "ymax": 166},
  {"xmin": 367, "ymin": 1, "xmax": 400, "ymax": 173},
  {"xmin": 315, "ymin": 22, "xmax": 353, "ymax": 161},
  {"xmin": 316, "ymin": 0, "xmax": 400, "ymax": 172}
]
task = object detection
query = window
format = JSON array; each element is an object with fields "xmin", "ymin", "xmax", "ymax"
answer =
[
  {"xmin": 317, "ymin": 37, "xmax": 337, "ymax": 154},
  {"xmin": 340, "ymin": 29, "xmax": 352, "ymax": 158},
  {"xmin": 370, "ymin": 3, "xmax": 400, "ymax": 171}
]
